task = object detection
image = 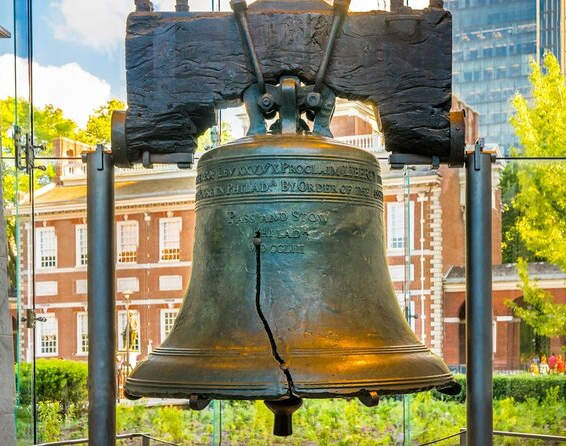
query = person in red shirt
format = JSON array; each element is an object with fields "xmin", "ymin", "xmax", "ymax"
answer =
[
  {"xmin": 548, "ymin": 353, "xmax": 557, "ymax": 373},
  {"xmin": 556, "ymin": 355, "xmax": 566, "ymax": 375}
]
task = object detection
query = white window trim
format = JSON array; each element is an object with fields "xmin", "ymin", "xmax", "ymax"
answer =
[
  {"xmin": 160, "ymin": 308, "xmax": 179, "ymax": 343},
  {"xmin": 36, "ymin": 313, "xmax": 58, "ymax": 357},
  {"xmin": 77, "ymin": 312, "xmax": 88, "ymax": 355},
  {"xmin": 36, "ymin": 227, "xmax": 57, "ymax": 270},
  {"xmin": 159, "ymin": 217, "xmax": 182, "ymax": 263},
  {"xmin": 387, "ymin": 201, "xmax": 415, "ymax": 253},
  {"xmin": 493, "ymin": 319, "xmax": 497, "ymax": 354},
  {"xmin": 75, "ymin": 224, "xmax": 88, "ymax": 267},
  {"xmin": 117, "ymin": 221, "xmax": 139, "ymax": 264}
]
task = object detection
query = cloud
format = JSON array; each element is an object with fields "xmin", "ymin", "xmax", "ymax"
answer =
[
  {"xmin": 153, "ymin": 0, "xmax": 176, "ymax": 9},
  {"xmin": 51, "ymin": 0, "xmax": 131, "ymax": 53},
  {"xmin": 0, "ymin": 55, "xmax": 111, "ymax": 127}
]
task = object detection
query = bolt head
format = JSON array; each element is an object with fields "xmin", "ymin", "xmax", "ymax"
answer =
[
  {"xmin": 257, "ymin": 93, "xmax": 275, "ymax": 113},
  {"xmin": 306, "ymin": 92, "xmax": 322, "ymax": 109}
]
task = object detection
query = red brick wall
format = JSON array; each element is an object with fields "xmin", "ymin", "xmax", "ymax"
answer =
[
  {"xmin": 330, "ymin": 116, "xmax": 373, "ymax": 138},
  {"xmin": 26, "ymin": 205, "xmax": 196, "ymax": 361},
  {"xmin": 444, "ymin": 287, "xmax": 566, "ymax": 370}
]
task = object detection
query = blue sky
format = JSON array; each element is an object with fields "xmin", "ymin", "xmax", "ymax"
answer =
[{"xmin": 0, "ymin": 0, "xmax": 427, "ymax": 129}]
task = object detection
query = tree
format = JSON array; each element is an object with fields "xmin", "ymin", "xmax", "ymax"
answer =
[
  {"xmin": 196, "ymin": 121, "xmax": 232, "ymax": 152},
  {"xmin": 78, "ymin": 99, "xmax": 125, "ymax": 145},
  {"xmin": 500, "ymin": 161, "xmax": 538, "ymax": 263},
  {"xmin": 1, "ymin": 98, "xmax": 83, "ymax": 293},
  {"xmin": 507, "ymin": 260, "xmax": 566, "ymax": 339},
  {"xmin": 505, "ymin": 52, "xmax": 566, "ymax": 338}
]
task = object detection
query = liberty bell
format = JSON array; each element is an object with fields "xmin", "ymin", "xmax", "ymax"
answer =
[{"xmin": 123, "ymin": 0, "xmax": 461, "ymax": 437}]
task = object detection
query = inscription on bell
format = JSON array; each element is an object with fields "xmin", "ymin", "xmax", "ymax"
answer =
[
  {"xmin": 196, "ymin": 161, "xmax": 378, "ymax": 184},
  {"xmin": 227, "ymin": 211, "xmax": 329, "ymax": 225}
]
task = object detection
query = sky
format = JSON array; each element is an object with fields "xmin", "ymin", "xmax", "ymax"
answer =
[{"xmin": 0, "ymin": 0, "xmax": 429, "ymax": 129}]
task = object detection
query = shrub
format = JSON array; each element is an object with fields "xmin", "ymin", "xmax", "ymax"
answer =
[
  {"xmin": 16, "ymin": 359, "xmax": 88, "ymax": 413},
  {"xmin": 433, "ymin": 373, "xmax": 566, "ymax": 403},
  {"xmin": 38, "ymin": 401, "xmax": 63, "ymax": 443}
]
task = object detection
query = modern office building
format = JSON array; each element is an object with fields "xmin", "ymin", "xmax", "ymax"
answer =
[
  {"xmin": 445, "ymin": 0, "xmax": 564, "ymax": 154},
  {"xmin": 538, "ymin": 0, "xmax": 565, "ymax": 68}
]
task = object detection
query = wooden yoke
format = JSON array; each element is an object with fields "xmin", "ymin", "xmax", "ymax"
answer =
[{"xmin": 115, "ymin": 2, "xmax": 462, "ymax": 167}]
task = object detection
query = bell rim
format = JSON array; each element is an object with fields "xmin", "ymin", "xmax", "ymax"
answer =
[{"xmin": 124, "ymin": 372, "xmax": 456, "ymax": 400}]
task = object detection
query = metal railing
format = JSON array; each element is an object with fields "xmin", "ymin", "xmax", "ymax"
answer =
[
  {"xmin": 334, "ymin": 134, "xmax": 385, "ymax": 153},
  {"xmin": 35, "ymin": 433, "xmax": 179, "ymax": 446},
  {"xmin": 459, "ymin": 428, "xmax": 566, "ymax": 444},
  {"xmin": 61, "ymin": 162, "xmax": 179, "ymax": 179}
]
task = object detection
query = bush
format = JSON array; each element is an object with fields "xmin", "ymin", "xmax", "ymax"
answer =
[
  {"xmin": 38, "ymin": 401, "xmax": 63, "ymax": 443},
  {"xmin": 16, "ymin": 359, "xmax": 88, "ymax": 413},
  {"xmin": 433, "ymin": 373, "xmax": 566, "ymax": 403}
]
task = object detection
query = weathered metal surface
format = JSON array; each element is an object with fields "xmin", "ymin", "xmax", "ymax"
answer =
[
  {"xmin": 123, "ymin": 6, "xmax": 453, "ymax": 164},
  {"xmin": 125, "ymin": 135, "xmax": 455, "ymax": 403}
]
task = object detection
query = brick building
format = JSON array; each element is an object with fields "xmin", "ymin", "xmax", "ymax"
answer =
[
  {"xmin": 444, "ymin": 263, "xmax": 566, "ymax": 371},
  {"xmin": 11, "ymin": 100, "xmax": 562, "ymax": 371}
]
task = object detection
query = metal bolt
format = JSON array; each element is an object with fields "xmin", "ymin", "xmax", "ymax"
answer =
[
  {"xmin": 306, "ymin": 92, "xmax": 322, "ymax": 109},
  {"xmin": 257, "ymin": 93, "xmax": 275, "ymax": 113},
  {"xmin": 230, "ymin": 0, "xmax": 248, "ymax": 13}
]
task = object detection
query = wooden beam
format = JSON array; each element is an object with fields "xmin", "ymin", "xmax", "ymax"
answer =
[{"xmin": 124, "ymin": 7, "xmax": 452, "ymax": 163}]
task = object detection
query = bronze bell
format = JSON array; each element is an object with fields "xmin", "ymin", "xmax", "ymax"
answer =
[
  {"xmin": 125, "ymin": 77, "xmax": 459, "ymax": 437},
  {"xmin": 125, "ymin": 137, "xmax": 459, "ymax": 434}
]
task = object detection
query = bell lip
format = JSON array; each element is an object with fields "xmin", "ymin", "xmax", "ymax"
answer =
[{"xmin": 124, "ymin": 372, "xmax": 456, "ymax": 401}]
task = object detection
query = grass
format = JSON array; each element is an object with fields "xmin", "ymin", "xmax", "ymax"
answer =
[{"xmin": 15, "ymin": 386, "xmax": 566, "ymax": 445}]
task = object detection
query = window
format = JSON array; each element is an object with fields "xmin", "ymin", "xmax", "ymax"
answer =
[
  {"xmin": 387, "ymin": 202, "xmax": 414, "ymax": 251},
  {"xmin": 118, "ymin": 310, "xmax": 140, "ymax": 351},
  {"xmin": 77, "ymin": 313, "xmax": 88, "ymax": 354},
  {"xmin": 160, "ymin": 309, "xmax": 179, "ymax": 342},
  {"xmin": 117, "ymin": 278, "xmax": 140, "ymax": 293},
  {"xmin": 37, "ymin": 314, "xmax": 58, "ymax": 356},
  {"xmin": 36, "ymin": 227, "xmax": 57, "ymax": 269},
  {"xmin": 117, "ymin": 221, "xmax": 138, "ymax": 263},
  {"xmin": 159, "ymin": 217, "xmax": 182, "ymax": 261},
  {"xmin": 75, "ymin": 225, "xmax": 87, "ymax": 266}
]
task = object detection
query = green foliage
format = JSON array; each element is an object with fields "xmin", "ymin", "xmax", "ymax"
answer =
[
  {"xmin": 38, "ymin": 401, "xmax": 63, "ymax": 443},
  {"xmin": 196, "ymin": 121, "xmax": 233, "ymax": 152},
  {"xmin": 502, "ymin": 52, "xmax": 566, "ymax": 338},
  {"xmin": 116, "ymin": 404, "xmax": 146, "ymax": 434},
  {"xmin": 434, "ymin": 373, "xmax": 566, "ymax": 403},
  {"xmin": 500, "ymin": 162, "xmax": 539, "ymax": 263},
  {"xmin": 506, "ymin": 260, "xmax": 566, "ymax": 338},
  {"xmin": 509, "ymin": 53, "xmax": 566, "ymax": 268},
  {"xmin": 17, "ymin": 359, "xmax": 88, "ymax": 414},
  {"xmin": 77, "ymin": 99, "xmax": 125, "ymax": 145},
  {"xmin": 17, "ymin": 390, "xmax": 566, "ymax": 444},
  {"xmin": 150, "ymin": 405, "xmax": 193, "ymax": 443}
]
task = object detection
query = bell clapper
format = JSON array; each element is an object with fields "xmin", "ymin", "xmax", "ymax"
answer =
[
  {"xmin": 264, "ymin": 395, "xmax": 303, "ymax": 437},
  {"xmin": 358, "ymin": 391, "xmax": 380, "ymax": 408},
  {"xmin": 189, "ymin": 394, "xmax": 211, "ymax": 411}
]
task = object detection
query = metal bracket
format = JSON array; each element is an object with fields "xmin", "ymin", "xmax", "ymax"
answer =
[
  {"xmin": 110, "ymin": 110, "xmax": 193, "ymax": 169},
  {"xmin": 21, "ymin": 309, "xmax": 46, "ymax": 329},
  {"xmin": 14, "ymin": 129, "xmax": 47, "ymax": 174},
  {"xmin": 389, "ymin": 153, "xmax": 440, "ymax": 170},
  {"xmin": 142, "ymin": 151, "xmax": 193, "ymax": 169},
  {"xmin": 389, "ymin": 110, "xmax": 466, "ymax": 168},
  {"xmin": 466, "ymin": 138, "xmax": 496, "ymax": 171}
]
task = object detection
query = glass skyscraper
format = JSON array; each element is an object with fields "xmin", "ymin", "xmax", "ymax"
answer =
[
  {"xmin": 445, "ymin": 0, "xmax": 563, "ymax": 154},
  {"xmin": 538, "ymin": 0, "xmax": 565, "ymax": 66}
]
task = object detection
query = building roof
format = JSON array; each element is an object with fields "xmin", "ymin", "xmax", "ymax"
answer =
[
  {"xmin": 33, "ymin": 175, "xmax": 196, "ymax": 208},
  {"xmin": 444, "ymin": 263, "xmax": 566, "ymax": 284}
]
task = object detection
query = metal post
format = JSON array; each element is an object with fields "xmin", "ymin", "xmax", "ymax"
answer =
[
  {"xmin": 87, "ymin": 145, "xmax": 116, "ymax": 446},
  {"xmin": 465, "ymin": 139, "xmax": 493, "ymax": 446}
]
